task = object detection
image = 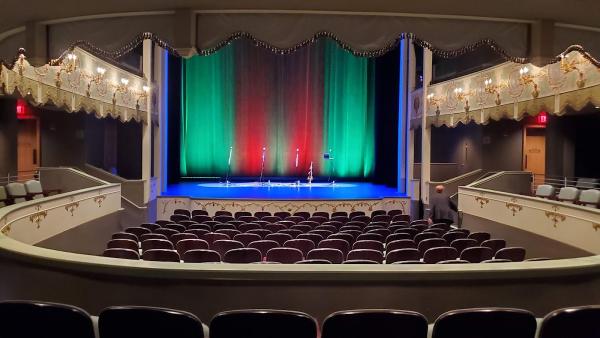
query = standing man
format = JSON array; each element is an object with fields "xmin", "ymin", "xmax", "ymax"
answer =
[{"xmin": 427, "ymin": 185, "xmax": 455, "ymax": 225}]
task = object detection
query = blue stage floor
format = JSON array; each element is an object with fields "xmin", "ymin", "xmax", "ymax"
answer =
[{"xmin": 163, "ymin": 181, "xmax": 406, "ymax": 200}]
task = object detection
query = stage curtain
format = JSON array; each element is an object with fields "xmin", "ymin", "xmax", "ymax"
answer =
[
  {"xmin": 323, "ymin": 40, "xmax": 375, "ymax": 177},
  {"xmin": 181, "ymin": 44, "xmax": 235, "ymax": 176},
  {"xmin": 181, "ymin": 38, "xmax": 377, "ymax": 178}
]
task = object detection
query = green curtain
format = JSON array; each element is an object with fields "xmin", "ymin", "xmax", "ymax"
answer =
[
  {"xmin": 322, "ymin": 40, "xmax": 375, "ymax": 177},
  {"xmin": 181, "ymin": 44, "xmax": 235, "ymax": 176}
]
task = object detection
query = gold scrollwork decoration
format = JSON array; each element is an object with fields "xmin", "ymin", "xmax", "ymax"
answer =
[
  {"xmin": 64, "ymin": 201, "xmax": 80, "ymax": 216},
  {"xmin": 29, "ymin": 210, "xmax": 48, "ymax": 229},
  {"xmin": 545, "ymin": 206, "xmax": 566, "ymax": 228},
  {"xmin": 505, "ymin": 198, "xmax": 523, "ymax": 216},
  {"xmin": 475, "ymin": 196, "xmax": 490, "ymax": 208},
  {"xmin": 93, "ymin": 195, "xmax": 107, "ymax": 208},
  {"xmin": 1, "ymin": 224, "xmax": 11, "ymax": 235}
]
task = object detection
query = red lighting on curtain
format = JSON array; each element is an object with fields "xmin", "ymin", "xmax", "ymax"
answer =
[{"xmin": 537, "ymin": 111, "xmax": 548, "ymax": 124}]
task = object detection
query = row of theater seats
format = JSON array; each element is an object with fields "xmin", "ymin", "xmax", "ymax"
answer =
[
  {"xmin": 0, "ymin": 180, "xmax": 52, "ymax": 207},
  {"xmin": 535, "ymin": 185, "xmax": 600, "ymax": 208},
  {"xmin": 1, "ymin": 300, "xmax": 598, "ymax": 338},
  {"xmin": 104, "ymin": 209, "xmax": 535, "ymax": 264}
]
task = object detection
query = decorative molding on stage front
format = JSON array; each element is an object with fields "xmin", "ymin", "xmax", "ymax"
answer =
[
  {"xmin": 0, "ymin": 47, "xmax": 150, "ymax": 124},
  {"xmin": 412, "ymin": 50, "xmax": 600, "ymax": 128},
  {"xmin": 157, "ymin": 196, "xmax": 411, "ymax": 220}
]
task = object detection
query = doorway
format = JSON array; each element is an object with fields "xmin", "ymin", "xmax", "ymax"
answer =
[
  {"xmin": 523, "ymin": 126, "xmax": 546, "ymax": 186},
  {"xmin": 17, "ymin": 118, "xmax": 40, "ymax": 179}
]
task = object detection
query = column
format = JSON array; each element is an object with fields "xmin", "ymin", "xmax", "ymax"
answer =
[
  {"xmin": 406, "ymin": 40, "xmax": 417, "ymax": 194},
  {"xmin": 153, "ymin": 46, "xmax": 169, "ymax": 194},
  {"xmin": 24, "ymin": 22, "xmax": 47, "ymax": 65},
  {"xmin": 420, "ymin": 49, "xmax": 433, "ymax": 209},
  {"xmin": 397, "ymin": 39, "xmax": 410, "ymax": 194},
  {"xmin": 141, "ymin": 39, "xmax": 153, "ymax": 204}
]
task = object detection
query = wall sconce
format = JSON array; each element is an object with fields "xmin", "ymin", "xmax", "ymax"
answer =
[
  {"xmin": 86, "ymin": 66, "xmax": 106, "ymax": 97},
  {"xmin": 559, "ymin": 54, "xmax": 585, "ymax": 88},
  {"xmin": 16, "ymin": 48, "xmax": 27, "ymax": 76},
  {"xmin": 519, "ymin": 66, "xmax": 539, "ymax": 98},
  {"xmin": 426, "ymin": 93, "xmax": 442, "ymax": 116},
  {"xmin": 483, "ymin": 78, "xmax": 505, "ymax": 105},
  {"xmin": 112, "ymin": 78, "xmax": 130, "ymax": 105},
  {"xmin": 453, "ymin": 87, "xmax": 470, "ymax": 112},
  {"xmin": 136, "ymin": 85, "xmax": 150, "ymax": 110},
  {"xmin": 55, "ymin": 52, "xmax": 79, "ymax": 88}
]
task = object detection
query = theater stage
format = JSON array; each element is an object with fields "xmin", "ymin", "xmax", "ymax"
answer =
[{"xmin": 157, "ymin": 181, "xmax": 411, "ymax": 220}]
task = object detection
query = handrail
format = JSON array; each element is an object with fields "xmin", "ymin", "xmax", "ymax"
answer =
[
  {"xmin": 467, "ymin": 171, "xmax": 531, "ymax": 187},
  {"xmin": 430, "ymin": 169, "xmax": 483, "ymax": 185}
]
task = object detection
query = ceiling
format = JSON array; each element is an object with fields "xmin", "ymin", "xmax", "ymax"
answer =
[{"xmin": 1, "ymin": 0, "xmax": 600, "ymax": 34}]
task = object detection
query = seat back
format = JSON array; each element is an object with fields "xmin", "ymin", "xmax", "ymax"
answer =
[
  {"xmin": 0, "ymin": 300, "xmax": 95, "ymax": 338},
  {"xmin": 450, "ymin": 238, "xmax": 478, "ymax": 254},
  {"xmin": 557, "ymin": 187, "xmax": 580, "ymax": 202},
  {"xmin": 265, "ymin": 232, "xmax": 294, "ymax": 246},
  {"xmin": 467, "ymin": 232, "xmax": 491, "ymax": 244},
  {"xmin": 211, "ymin": 310, "xmax": 317, "ymax": 338},
  {"xmin": 423, "ymin": 247, "xmax": 458, "ymax": 264},
  {"xmin": 183, "ymin": 249, "xmax": 221, "ymax": 263},
  {"xmin": 125, "ymin": 226, "xmax": 151, "ymax": 238},
  {"xmin": 318, "ymin": 239, "xmax": 350, "ymax": 257},
  {"xmin": 141, "ymin": 239, "xmax": 174, "ymax": 251},
  {"xmin": 176, "ymin": 239, "xmax": 209, "ymax": 256},
  {"xmin": 142, "ymin": 249, "xmax": 180, "ymax": 262},
  {"xmin": 387, "ymin": 239, "xmax": 416, "ymax": 251},
  {"xmin": 495, "ymin": 247, "xmax": 526, "ymax": 262},
  {"xmin": 386, "ymin": 248, "xmax": 421, "ymax": 264},
  {"xmin": 103, "ymin": 248, "xmax": 140, "ymax": 260},
  {"xmin": 579, "ymin": 189, "xmax": 600, "ymax": 206},
  {"xmin": 307, "ymin": 248, "xmax": 344, "ymax": 264},
  {"xmin": 539, "ymin": 305, "xmax": 600, "ymax": 338},
  {"xmin": 99, "ymin": 306, "xmax": 205, "ymax": 338},
  {"xmin": 460, "ymin": 246, "xmax": 494, "ymax": 263},
  {"xmin": 347, "ymin": 249, "xmax": 384, "ymax": 263},
  {"xmin": 432, "ymin": 308, "xmax": 537, "ymax": 338},
  {"xmin": 267, "ymin": 247, "xmax": 304, "ymax": 263},
  {"xmin": 112, "ymin": 232, "xmax": 138, "ymax": 242},
  {"xmin": 24, "ymin": 180, "xmax": 44, "ymax": 198},
  {"xmin": 6, "ymin": 182, "xmax": 27, "ymax": 202},
  {"xmin": 352, "ymin": 240, "xmax": 384, "ymax": 252},
  {"xmin": 535, "ymin": 184, "xmax": 555, "ymax": 198},
  {"xmin": 107, "ymin": 239, "xmax": 138, "ymax": 251},
  {"xmin": 481, "ymin": 239, "xmax": 506, "ymax": 255},
  {"xmin": 212, "ymin": 240, "xmax": 245, "ymax": 258},
  {"xmin": 322, "ymin": 309, "xmax": 428, "ymax": 338},
  {"xmin": 417, "ymin": 238, "xmax": 447, "ymax": 255},
  {"xmin": 223, "ymin": 248, "xmax": 262, "ymax": 263},
  {"xmin": 173, "ymin": 209, "xmax": 191, "ymax": 217},
  {"xmin": 233, "ymin": 232, "xmax": 262, "ymax": 246},
  {"xmin": 248, "ymin": 240, "xmax": 280, "ymax": 258},
  {"xmin": 284, "ymin": 239, "xmax": 315, "ymax": 257}
]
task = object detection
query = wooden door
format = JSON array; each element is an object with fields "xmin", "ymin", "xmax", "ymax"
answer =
[
  {"xmin": 17, "ymin": 118, "xmax": 40, "ymax": 179},
  {"xmin": 523, "ymin": 127, "xmax": 546, "ymax": 183}
]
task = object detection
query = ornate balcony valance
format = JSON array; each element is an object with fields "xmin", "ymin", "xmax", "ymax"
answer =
[
  {"xmin": 0, "ymin": 47, "xmax": 150, "ymax": 124},
  {"xmin": 412, "ymin": 49, "xmax": 600, "ymax": 129}
]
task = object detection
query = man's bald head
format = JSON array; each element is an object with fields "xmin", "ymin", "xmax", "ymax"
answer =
[{"xmin": 435, "ymin": 185, "xmax": 445, "ymax": 194}]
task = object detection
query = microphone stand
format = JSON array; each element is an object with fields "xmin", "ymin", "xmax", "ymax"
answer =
[
  {"xmin": 259, "ymin": 147, "xmax": 266, "ymax": 185},
  {"xmin": 225, "ymin": 146, "xmax": 232, "ymax": 185},
  {"xmin": 295, "ymin": 148, "xmax": 300, "ymax": 186}
]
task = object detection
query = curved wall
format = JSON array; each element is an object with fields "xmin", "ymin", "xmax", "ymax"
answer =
[{"xmin": 0, "ymin": 176, "xmax": 600, "ymax": 322}]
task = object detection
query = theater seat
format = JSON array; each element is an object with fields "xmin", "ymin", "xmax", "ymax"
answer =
[
  {"xmin": 539, "ymin": 305, "xmax": 600, "ymax": 338},
  {"xmin": 535, "ymin": 184, "xmax": 555, "ymax": 199},
  {"xmin": 557, "ymin": 187, "xmax": 580, "ymax": 203},
  {"xmin": 99, "ymin": 306, "xmax": 205, "ymax": 338},
  {"xmin": 210, "ymin": 309, "xmax": 318, "ymax": 338},
  {"xmin": 0, "ymin": 300, "xmax": 95, "ymax": 338},
  {"xmin": 432, "ymin": 308, "xmax": 537, "ymax": 338},
  {"xmin": 322, "ymin": 309, "xmax": 428, "ymax": 338},
  {"xmin": 6, "ymin": 182, "xmax": 28, "ymax": 203},
  {"xmin": 579, "ymin": 189, "xmax": 600, "ymax": 208},
  {"xmin": 24, "ymin": 180, "xmax": 45, "ymax": 199}
]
